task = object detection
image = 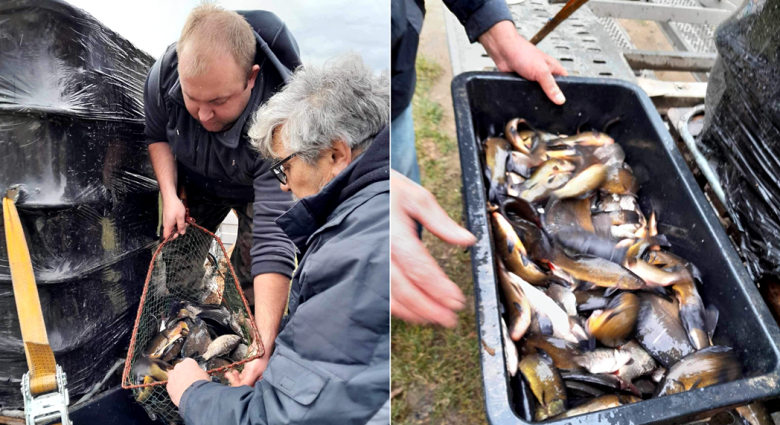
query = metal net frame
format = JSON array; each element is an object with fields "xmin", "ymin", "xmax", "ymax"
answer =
[{"xmin": 120, "ymin": 218, "xmax": 263, "ymax": 423}]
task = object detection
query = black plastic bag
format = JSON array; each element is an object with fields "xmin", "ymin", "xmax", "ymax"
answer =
[
  {"xmin": 698, "ymin": 0, "xmax": 780, "ymax": 282},
  {"xmin": 0, "ymin": 0, "xmax": 158, "ymax": 408}
]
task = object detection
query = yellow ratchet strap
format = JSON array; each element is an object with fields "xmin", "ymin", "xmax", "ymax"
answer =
[
  {"xmin": 3, "ymin": 195, "xmax": 57, "ymax": 395},
  {"xmin": 4, "ymin": 189, "xmax": 71, "ymax": 425}
]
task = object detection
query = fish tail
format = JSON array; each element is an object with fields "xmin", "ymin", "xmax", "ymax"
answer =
[{"xmin": 678, "ymin": 302, "xmax": 709, "ymax": 349}]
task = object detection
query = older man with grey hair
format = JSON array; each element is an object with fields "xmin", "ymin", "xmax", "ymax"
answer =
[{"xmin": 166, "ymin": 54, "xmax": 390, "ymax": 425}]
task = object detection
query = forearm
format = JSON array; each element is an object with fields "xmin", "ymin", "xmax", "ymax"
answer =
[
  {"xmin": 148, "ymin": 142, "xmax": 178, "ymax": 201},
  {"xmin": 180, "ymin": 380, "xmax": 264, "ymax": 425},
  {"xmin": 252, "ymin": 273, "xmax": 290, "ymax": 354}
]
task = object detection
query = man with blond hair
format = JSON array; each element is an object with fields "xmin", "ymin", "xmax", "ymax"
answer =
[{"xmin": 143, "ymin": 4, "xmax": 301, "ymax": 385}]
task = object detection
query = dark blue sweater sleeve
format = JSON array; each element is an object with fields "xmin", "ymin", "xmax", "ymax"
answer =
[
  {"xmin": 143, "ymin": 49, "xmax": 170, "ymax": 145},
  {"xmin": 251, "ymin": 163, "xmax": 296, "ymax": 279},
  {"xmin": 443, "ymin": 0, "xmax": 514, "ymax": 43}
]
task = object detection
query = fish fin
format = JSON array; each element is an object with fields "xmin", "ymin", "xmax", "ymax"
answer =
[
  {"xmin": 513, "ymin": 302, "xmax": 525, "ymax": 319},
  {"xmin": 575, "ymin": 280, "xmax": 595, "ymax": 291},
  {"xmin": 548, "ymin": 275, "xmax": 571, "ymax": 288},
  {"xmin": 536, "ymin": 348, "xmax": 554, "ymax": 366},
  {"xmin": 603, "ymin": 286, "xmax": 620, "ymax": 297},
  {"xmin": 519, "ymin": 253, "xmax": 531, "ymax": 267},
  {"xmin": 610, "ymin": 246, "xmax": 629, "ymax": 264},
  {"xmin": 644, "ymin": 285, "xmax": 670, "ymax": 299},
  {"xmin": 489, "ymin": 184, "xmax": 498, "ymax": 205},
  {"xmin": 605, "ymin": 293, "xmax": 625, "ymax": 311},
  {"xmin": 690, "ymin": 377, "xmax": 703, "ymax": 391},
  {"xmin": 705, "ymin": 305, "xmax": 720, "ymax": 340},
  {"xmin": 678, "ymin": 303, "xmax": 708, "ymax": 348},
  {"xmin": 652, "ymin": 234, "xmax": 670, "ymax": 248},
  {"xmin": 577, "ymin": 336, "xmax": 597, "ymax": 352},
  {"xmin": 537, "ymin": 312, "xmax": 554, "ymax": 336},
  {"xmin": 604, "ymin": 308, "xmax": 623, "ymax": 323},
  {"xmin": 623, "ymin": 380, "xmax": 642, "ymax": 397},
  {"xmin": 690, "ymin": 264, "xmax": 703, "ymax": 283}
]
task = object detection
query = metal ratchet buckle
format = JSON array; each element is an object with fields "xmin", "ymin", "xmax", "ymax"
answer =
[{"xmin": 22, "ymin": 365, "xmax": 72, "ymax": 425}]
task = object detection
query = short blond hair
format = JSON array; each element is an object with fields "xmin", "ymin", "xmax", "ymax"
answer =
[{"xmin": 177, "ymin": 4, "xmax": 256, "ymax": 77}]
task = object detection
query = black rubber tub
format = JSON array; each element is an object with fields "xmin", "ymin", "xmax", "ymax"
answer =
[{"xmin": 451, "ymin": 72, "xmax": 780, "ymax": 424}]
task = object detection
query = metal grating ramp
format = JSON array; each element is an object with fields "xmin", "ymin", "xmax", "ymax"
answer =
[
  {"xmin": 652, "ymin": 0, "xmax": 718, "ymax": 53},
  {"xmin": 597, "ymin": 16, "xmax": 635, "ymax": 51}
]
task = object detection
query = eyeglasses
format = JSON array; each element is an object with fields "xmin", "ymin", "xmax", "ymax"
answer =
[{"xmin": 269, "ymin": 153, "xmax": 297, "ymax": 184}]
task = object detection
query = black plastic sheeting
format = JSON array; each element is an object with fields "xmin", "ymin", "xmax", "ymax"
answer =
[
  {"xmin": 0, "ymin": 0, "xmax": 158, "ymax": 408},
  {"xmin": 699, "ymin": 0, "xmax": 780, "ymax": 283}
]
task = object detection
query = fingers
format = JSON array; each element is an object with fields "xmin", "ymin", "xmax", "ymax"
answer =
[
  {"xmin": 545, "ymin": 55, "xmax": 568, "ymax": 77},
  {"xmin": 391, "ymin": 265, "xmax": 459, "ymax": 328},
  {"xmin": 163, "ymin": 223, "xmax": 173, "ymax": 240},
  {"xmin": 391, "ymin": 294, "xmax": 430, "ymax": 325},
  {"xmin": 399, "ymin": 183, "xmax": 476, "ymax": 247},
  {"xmin": 393, "ymin": 232, "xmax": 466, "ymax": 310},
  {"xmin": 536, "ymin": 69, "xmax": 566, "ymax": 105},
  {"xmin": 226, "ymin": 370, "xmax": 241, "ymax": 387}
]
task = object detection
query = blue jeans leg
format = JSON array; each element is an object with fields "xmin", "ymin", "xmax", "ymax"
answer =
[{"xmin": 390, "ymin": 104, "xmax": 421, "ymax": 185}]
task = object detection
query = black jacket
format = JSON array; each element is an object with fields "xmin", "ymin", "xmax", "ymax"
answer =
[
  {"xmin": 143, "ymin": 11, "xmax": 302, "ymax": 278},
  {"xmin": 391, "ymin": 0, "xmax": 513, "ymax": 120},
  {"xmin": 179, "ymin": 127, "xmax": 390, "ymax": 424}
]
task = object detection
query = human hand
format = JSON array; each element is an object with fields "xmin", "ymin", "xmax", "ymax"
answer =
[
  {"xmin": 162, "ymin": 195, "xmax": 187, "ymax": 239},
  {"xmin": 226, "ymin": 355, "xmax": 269, "ymax": 387},
  {"xmin": 479, "ymin": 20, "xmax": 569, "ymax": 105},
  {"xmin": 166, "ymin": 358, "xmax": 209, "ymax": 407},
  {"xmin": 390, "ymin": 171, "xmax": 476, "ymax": 328}
]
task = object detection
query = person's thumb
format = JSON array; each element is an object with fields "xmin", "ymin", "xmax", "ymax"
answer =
[
  {"xmin": 176, "ymin": 210, "xmax": 187, "ymax": 235},
  {"xmin": 402, "ymin": 190, "xmax": 475, "ymax": 247}
]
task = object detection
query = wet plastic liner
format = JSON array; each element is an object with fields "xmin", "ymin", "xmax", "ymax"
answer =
[
  {"xmin": 121, "ymin": 220, "xmax": 263, "ymax": 424},
  {"xmin": 0, "ymin": 0, "xmax": 158, "ymax": 408},
  {"xmin": 451, "ymin": 72, "xmax": 780, "ymax": 424},
  {"xmin": 698, "ymin": 0, "xmax": 780, "ymax": 284}
]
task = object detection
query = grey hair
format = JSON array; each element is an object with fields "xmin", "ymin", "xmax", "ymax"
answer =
[{"xmin": 248, "ymin": 54, "xmax": 390, "ymax": 163}]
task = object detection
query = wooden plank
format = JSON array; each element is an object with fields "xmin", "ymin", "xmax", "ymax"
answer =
[
  {"xmin": 624, "ymin": 50, "xmax": 717, "ymax": 72},
  {"xmin": 637, "ymin": 78, "xmax": 707, "ymax": 112}
]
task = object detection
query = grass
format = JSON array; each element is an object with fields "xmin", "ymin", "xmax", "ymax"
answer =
[{"xmin": 391, "ymin": 56, "xmax": 485, "ymax": 424}]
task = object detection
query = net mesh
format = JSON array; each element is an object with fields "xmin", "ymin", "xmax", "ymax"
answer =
[{"xmin": 121, "ymin": 219, "xmax": 263, "ymax": 424}]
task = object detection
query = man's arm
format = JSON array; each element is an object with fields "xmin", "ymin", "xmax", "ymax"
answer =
[
  {"xmin": 143, "ymin": 49, "xmax": 187, "ymax": 238},
  {"xmin": 226, "ymin": 166, "xmax": 296, "ymax": 386},
  {"xmin": 226, "ymin": 271, "xmax": 289, "ymax": 386},
  {"xmin": 148, "ymin": 142, "xmax": 186, "ymax": 238}
]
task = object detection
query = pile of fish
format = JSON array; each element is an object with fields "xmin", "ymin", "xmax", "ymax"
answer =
[
  {"xmin": 132, "ymin": 300, "xmax": 251, "ymax": 402},
  {"xmin": 484, "ymin": 119, "xmax": 761, "ymax": 422}
]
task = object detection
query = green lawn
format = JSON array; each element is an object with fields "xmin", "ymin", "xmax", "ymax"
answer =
[{"xmin": 391, "ymin": 56, "xmax": 485, "ymax": 424}]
